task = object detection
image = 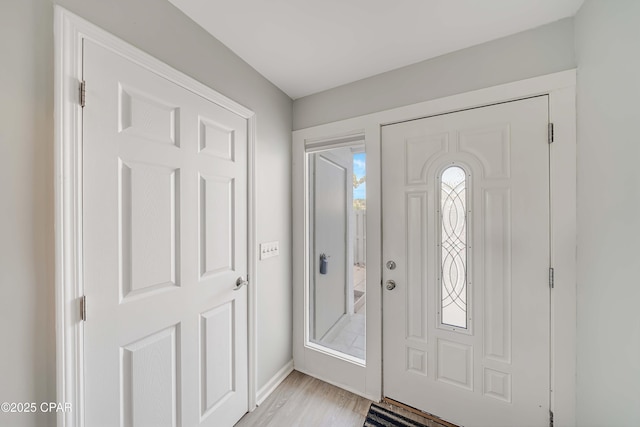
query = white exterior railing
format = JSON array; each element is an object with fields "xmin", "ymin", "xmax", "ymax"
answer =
[{"xmin": 353, "ymin": 209, "xmax": 366, "ymax": 266}]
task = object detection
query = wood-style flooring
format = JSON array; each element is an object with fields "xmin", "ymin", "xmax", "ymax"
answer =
[{"xmin": 235, "ymin": 370, "xmax": 451, "ymax": 427}]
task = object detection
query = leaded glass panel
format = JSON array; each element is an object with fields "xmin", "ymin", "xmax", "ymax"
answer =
[{"xmin": 440, "ymin": 166, "xmax": 467, "ymax": 329}]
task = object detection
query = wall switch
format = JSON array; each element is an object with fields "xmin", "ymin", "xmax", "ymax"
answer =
[{"xmin": 260, "ymin": 241, "xmax": 280, "ymax": 260}]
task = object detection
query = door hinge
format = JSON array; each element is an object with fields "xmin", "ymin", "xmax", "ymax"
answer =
[
  {"xmin": 79, "ymin": 80, "xmax": 86, "ymax": 108},
  {"xmin": 548, "ymin": 122, "xmax": 554, "ymax": 143},
  {"xmin": 550, "ymin": 410, "xmax": 554, "ymax": 427},
  {"xmin": 80, "ymin": 295, "xmax": 87, "ymax": 321},
  {"xmin": 549, "ymin": 267, "xmax": 555, "ymax": 289}
]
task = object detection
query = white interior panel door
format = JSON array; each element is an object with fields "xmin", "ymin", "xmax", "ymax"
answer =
[
  {"xmin": 382, "ymin": 97, "xmax": 550, "ymax": 427},
  {"xmin": 83, "ymin": 39, "xmax": 248, "ymax": 427}
]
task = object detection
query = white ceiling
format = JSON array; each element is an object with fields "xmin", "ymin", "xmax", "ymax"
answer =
[{"xmin": 168, "ymin": 0, "xmax": 584, "ymax": 99}]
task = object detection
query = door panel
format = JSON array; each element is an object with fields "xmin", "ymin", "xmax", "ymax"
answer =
[
  {"xmin": 122, "ymin": 325, "xmax": 179, "ymax": 427},
  {"xmin": 120, "ymin": 161, "xmax": 179, "ymax": 299},
  {"xmin": 201, "ymin": 301, "xmax": 236, "ymax": 416},
  {"xmin": 83, "ymin": 39, "xmax": 248, "ymax": 427},
  {"xmin": 382, "ymin": 97, "xmax": 550, "ymax": 427},
  {"xmin": 199, "ymin": 174, "xmax": 235, "ymax": 277}
]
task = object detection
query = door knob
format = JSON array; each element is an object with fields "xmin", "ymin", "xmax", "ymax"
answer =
[
  {"xmin": 385, "ymin": 280, "xmax": 396, "ymax": 291},
  {"xmin": 234, "ymin": 276, "xmax": 248, "ymax": 290},
  {"xmin": 386, "ymin": 260, "xmax": 396, "ymax": 270}
]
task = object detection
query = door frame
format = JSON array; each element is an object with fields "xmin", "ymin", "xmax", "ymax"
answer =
[
  {"xmin": 54, "ymin": 7, "xmax": 258, "ymax": 426},
  {"xmin": 293, "ymin": 70, "xmax": 576, "ymax": 425}
]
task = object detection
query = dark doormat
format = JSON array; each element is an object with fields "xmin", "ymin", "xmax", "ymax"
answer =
[{"xmin": 363, "ymin": 403, "xmax": 430, "ymax": 427}]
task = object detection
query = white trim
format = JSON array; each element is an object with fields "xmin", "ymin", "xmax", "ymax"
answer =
[
  {"xmin": 293, "ymin": 69, "xmax": 576, "ymax": 426},
  {"xmin": 246, "ymin": 115, "xmax": 258, "ymax": 412},
  {"xmin": 256, "ymin": 360, "xmax": 294, "ymax": 406},
  {"xmin": 548, "ymin": 85, "xmax": 577, "ymax": 426},
  {"xmin": 54, "ymin": 7, "xmax": 258, "ymax": 426}
]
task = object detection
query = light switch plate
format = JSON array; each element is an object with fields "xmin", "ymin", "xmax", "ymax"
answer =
[{"xmin": 260, "ymin": 241, "xmax": 279, "ymax": 260}]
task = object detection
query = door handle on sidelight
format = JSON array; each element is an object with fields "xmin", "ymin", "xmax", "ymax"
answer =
[
  {"xmin": 385, "ymin": 280, "xmax": 396, "ymax": 291},
  {"xmin": 234, "ymin": 276, "xmax": 248, "ymax": 290}
]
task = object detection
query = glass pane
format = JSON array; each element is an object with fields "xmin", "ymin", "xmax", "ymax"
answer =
[
  {"xmin": 307, "ymin": 146, "xmax": 366, "ymax": 361},
  {"xmin": 440, "ymin": 166, "xmax": 467, "ymax": 329}
]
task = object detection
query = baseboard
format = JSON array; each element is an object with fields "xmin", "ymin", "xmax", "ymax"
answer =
[{"xmin": 256, "ymin": 360, "xmax": 294, "ymax": 406}]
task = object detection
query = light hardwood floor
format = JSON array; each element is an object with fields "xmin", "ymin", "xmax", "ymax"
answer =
[
  {"xmin": 235, "ymin": 370, "xmax": 370, "ymax": 427},
  {"xmin": 235, "ymin": 370, "xmax": 451, "ymax": 427}
]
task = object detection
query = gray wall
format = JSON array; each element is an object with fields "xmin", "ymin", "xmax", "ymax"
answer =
[
  {"xmin": 293, "ymin": 3, "xmax": 640, "ymax": 424},
  {"xmin": 293, "ymin": 18, "xmax": 575, "ymax": 130},
  {"xmin": 0, "ymin": 0, "xmax": 292, "ymax": 426},
  {"xmin": 0, "ymin": 2, "xmax": 55, "ymax": 426},
  {"xmin": 575, "ymin": 1, "xmax": 640, "ymax": 425}
]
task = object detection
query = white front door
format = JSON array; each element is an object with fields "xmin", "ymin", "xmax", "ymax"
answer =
[
  {"xmin": 83, "ymin": 39, "xmax": 248, "ymax": 427},
  {"xmin": 382, "ymin": 96, "xmax": 550, "ymax": 427}
]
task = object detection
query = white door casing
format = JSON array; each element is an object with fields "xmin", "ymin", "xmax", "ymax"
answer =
[
  {"xmin": 55, "ymin": 8, "xmax": 257, "ymax": 427},
  {"xmin": 382, "ymin": 96, "xmax": 550, "ymax": 427}
]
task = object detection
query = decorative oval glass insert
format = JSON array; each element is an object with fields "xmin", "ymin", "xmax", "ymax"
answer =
[{"xmin": 440, "ymin": 166, "xmax": 468, "ymax": 329}]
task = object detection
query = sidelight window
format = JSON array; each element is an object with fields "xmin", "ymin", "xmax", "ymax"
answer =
[{"xmin": 306, "ymin": 145, "xmax": 366, "ymax": 363}]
